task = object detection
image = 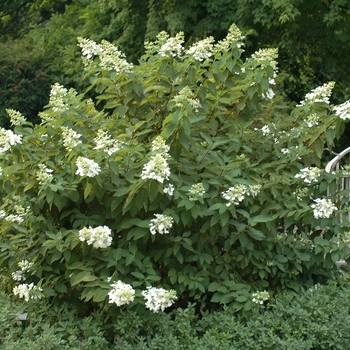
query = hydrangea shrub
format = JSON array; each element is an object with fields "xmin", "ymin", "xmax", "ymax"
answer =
[{"xmin": 0, "ymin": 24, "xmax": 349, "ymax": 313}]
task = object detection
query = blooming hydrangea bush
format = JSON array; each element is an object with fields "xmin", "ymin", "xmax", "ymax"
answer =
[{"xmin": 0, "ymin": 24, "xmax": 349, "ymax": 315}]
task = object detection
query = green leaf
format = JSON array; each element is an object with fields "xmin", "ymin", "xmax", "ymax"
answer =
[
  {"xmin": 247, "ymin": 227, "xmax": 264, "ymax": 241},
  {"xmin": 71, "ymin": 271, "xmax": 98, "ymax": 286},
  {"xmin": 248, "ymin": 214, "xmax": 272, "ymax": 226},
  {"xmin": 55, "ymin": 283, "xmax": 68, "ymax": 294}
]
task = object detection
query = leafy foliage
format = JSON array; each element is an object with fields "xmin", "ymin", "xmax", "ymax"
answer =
[
  {"xmin": 0, "ymin": 41, "xmax": 55, "ymax": 128},
  {"xmin": 2, "ymin": 275, "xmax": 350, "ymax": 349},
  {"xmin": 0, "ymin": 26, "xmax": 349, "ymax": 314}
]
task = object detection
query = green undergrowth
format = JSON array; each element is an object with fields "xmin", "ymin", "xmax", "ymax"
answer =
[{"xmin": 2, "ymin": 273, "xmax": 350, "ymax": 350}]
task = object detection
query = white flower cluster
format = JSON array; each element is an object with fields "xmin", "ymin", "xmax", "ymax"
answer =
[
  {"xmin": 308, "ymin": 283, "xmax": 321, "ymax": 292},
  {"xmin": 78, "ymin": 225, "xmax": 113, "ymax": 248},
  {"xmin": 0, "ymin": 205, "xmax": 30, "ymax": 224},
  {"xmin": 142, "ymin": 286, "xmax": 177, "ymax": 313},
  {"xmin": 77, "ymin": 37, "xmax": 103, "ymax": 58},
  {"xmin": 214, "ymin": 23, "xmax": 245, "ymax": 52},
  {"xmin": 36, "ymin": 164, "xmax": 53, "ymax": 185},
  {"xmin": 261, "ymin": 125, "xmax": 271, "ymax": 136},
  {"xmin": 333, "ymin": 100, "xmax": 350, "ymax": 120},
  {"xmin": 108, "ymin": 280, "xmax": 135, "ymax": 306},
  {"xmin": 306, "ymin": 113, "xmax": 320, "ymax": 127},
  {"xmin": 158, "ymin": 32, "xmax": 184, "ymax": 58},
  {"xmin": 295, "ymin": 167, "xmax": 322, "ymax": 184},
  {"xmin": 173, "ymin": 86, "xmax": 201, "ymax": 112},
  {"xmin": 151, "ymin": 136, "xmax": 170, "ymax": 155},
  {"xmin": 141, "ymin": 154, "xmax": 170, "ymax": 183},
  {"xmin": 163, "ymin": 184, "xmax": 174, "ymax": 196},
  {"xmin": 141, "ymin": 137, "xmax": 171, "ymax": 183},
  {"xmin": 93, "ymin": 129, "xmax": 120, "ymax": 155},
  {"xmin": 13, "ymin": 283, "xmax": 43, "ymax": 302},
  {"xmin": 77, "ymin": 37, "xmax": 133, "ymax": 73},
  {"xmin": 186, "ymin": 37, "xmax": 214, "ymax": 61},
  {"xmin": 6, "ymin": 109, "xmax": 26, "ymax": 126},
  {"xmin": 0, "ymin": 128, "xmax": 22, "ymax": 154},
  {"xmin": 298, "ymin": 82, "xmax": 335, "ymax": 106},
  {"xmin": 61, "ymin": 126, "xmax": 82, "ymax": 151},
  {"xmin": 293, "ymin": 187, "xmax": 309, "ymax": 201},
  {"xmin": 222, "ymin": 184, "xmax": 261, "ymax": 207},
  {"xmin": 48, "ymin": 83, "xmax": 70, "ymax": 114},
  {"xmin": 75, "ymin": 157, "xmax": 101, "ymax": 177},
  {"xmin": 188, "ymin": 183, "xmax": 205, "ymax": 201},
  {"xmin": 252, "ymin": 290, "xmax": 269, "ymax": 304},
  {"xmin": 264, "ymin": 78, "xmax": 276, "ymax": 100},
  {"xmin": 311, "ymin": 198, "xmax": 337, "ymax": 219},
  {"xmin": 251, "ymin": 48, "xmax": 278, "ymax": 72},
  {"xmin": 149, "ymin": 214, "xmax": 174, "ymax": 235},
  {"xmin": 12, "ymin": 260, "xmax": 34, "ymax": 281}
]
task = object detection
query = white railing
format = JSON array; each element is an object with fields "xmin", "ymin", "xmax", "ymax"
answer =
[{"xmin": 325, "ymin": 146, "xmax": 350, "ymax": 221}]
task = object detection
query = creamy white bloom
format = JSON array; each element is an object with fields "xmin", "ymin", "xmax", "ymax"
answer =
[
  {"xmin": 333, "ymin": 100, "xmax": 350, "ymax": 120},
  {"xmin": 108, "ymin": 280, "xmax": 135, "ymax": 306},
  {"xmin": 75, "ymin": 157, "xmax": 101, "ymax": 177},
  {"xmin": 13, "ymin": 283, "xmax": 43, "ymax": 302},
  {"xmin": 298, "ymin": 82, "xmax": 335, "ymax": 106},
  {"xmin": 77, "ymin": 37, "xmax": 103, "ymax": 58},
  {"xmin": 311, "ymin": 198, "xmax": 337, "ymax": 219},
  {"xmin": 186, "ymin": 37, "xmax": 214, "ymax": 61},
  {"xmin": 0, "ymin": 128, "xmax": 22, "ymax": 154},
  {"xmin": 306, "ymin": 113, "xmax": 320, "ymax": 127},
  {"xmin": 141, "ymin": 154, "xmax": 170, "ymax": 183},
  {"xmin": 214, "ymin": 23, "xmax": 245, "ymax": 52},
  {"xmin": 295, "ymin": 167, "xmax": 322, "ymax": 184},
  {"xmin": 252, "ymin": 290, "xmax": 269, "ymax": 304},
  {"xmin": 246, "ymin": 184, "xmax": 262, "ymax": 197},
  {"xmin": 36, "ymin": 164, "xmax": 53, "ymax": 185},
  {"xmin": 78, "ymin": 225, "xmax": 112, "ymax": 248},
  {"xmin": 0, "ymin": 205, "xmax": 29, "ymax": 224},
  {"xmin": 94, "ymin": 129, "xmax": 120, "ymax": 155},
  {"xmin": 149, "ymin": 214, "xmax": 174, "ymax": 235},
  {"xmin": 12, "ymin": 270, "xmax": 25, "ymax": 281},
  {"xmin": 173, "ymin": 86, "xmax": 201, "ymax": 112},
  {"xmin": 293, "ymin": 187, "xmax": 309, "ymax": 201},
  {"xmin": 251, "ymin": 48, "xmax": 278, "ymax": 72},
  {"xmin": 99, "ymin": 40, "xmax": 133, "ymax": 73},
  {"xmin": 6, "ymin": 109, "xmax": 26, "ymax": 126},
  {"xmin": 61, "ymin": 126, "xmax": 82, "ymax": 151},
  {"xmin": 142, "ymin": 286, "xmax": 177, "ymax": 313},
  {"xmin": 151, "ymin": 136, "xmax": 170, "ymax": 156},
  {"xmin": 222, "ymin": 184, "xmax": 247, "ymax": 206},
  {"xmin": 78, "ymin": 37, "xmax": 133, "ymax": 73},
  {"xmin": 188, "ymin": 183, "xmax": 205, "ymax": 201},
  {"xmin": 163, "ymin": 184, "xmax": 174, "ymax": 196},
  {"xmin": 159, "ymin": 32, "xmax": 184, "ymax": 58},
  {"xmin": 18, "ymin": 260, "xmax": 33, "ymax": 272},
  {"xmin": 261, "ymin": 125, "xmax": 270, "ymax": 136},
  {"xmin": 47, "ymin": 83, "xmax": 74, "ymax": 114}
]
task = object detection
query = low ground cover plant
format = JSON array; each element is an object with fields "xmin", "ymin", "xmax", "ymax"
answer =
[
  {"xmin": 0, "ymin": 24, "xmax": 350, "ymax": 318},
  {"xmin": 1, "ymin": 275, "xmax": 350, "ymax": 349}
]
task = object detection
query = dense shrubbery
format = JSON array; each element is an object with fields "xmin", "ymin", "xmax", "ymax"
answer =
[
  {"xmin": 0, "ymin": 41, "xmax": 55, "ymax": 127},
  {"xmin": 2, "ymin": 274, "xmax": 350, "ymax": 349},
  {"xmin": 0, "ymin": 25, "xmax": 350, "ymax": 316}
]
